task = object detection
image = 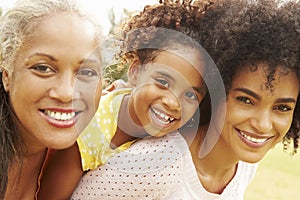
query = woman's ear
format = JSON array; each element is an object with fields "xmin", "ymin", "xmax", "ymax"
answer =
[
  {"xmin": 1, "ymin": 69, "xmax": 10, "ymax": 92},
  {"xmin": 127, "ymin": 58, "xmax": 141, "ymax": 86}
]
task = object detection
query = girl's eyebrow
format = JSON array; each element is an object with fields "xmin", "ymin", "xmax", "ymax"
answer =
[
  {"xmin": 156, "ymin": 70, "xmax": 207, "ymax": 96},
  {"xmin": 156, "ymin": 70, "xmax": 175, "ymax": 81},
  {"xmin": 233, "ymin": 88, "xmax": 261, "ymax": 100}
]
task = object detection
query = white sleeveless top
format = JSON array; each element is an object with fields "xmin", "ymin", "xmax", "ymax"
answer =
[{"xmin": 71, "ymin": 132, "xmax": 258, "ymax": 200}]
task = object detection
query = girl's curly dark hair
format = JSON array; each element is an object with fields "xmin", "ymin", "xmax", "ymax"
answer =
[
  {"xmin": 111, "ymin": 0, "xmax": 224, "ymax": 130},
  {"xmin": 118, "ymin": 0, "xmax": 206, "ymax": 65},
  {"xmin": 197, "ymin": 0, "xmax": 300, "ymax": 154}
]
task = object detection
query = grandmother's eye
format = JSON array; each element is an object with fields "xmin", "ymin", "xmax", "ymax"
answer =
[
  {"xmin": 31, "ymin": 64, "xmax": 54, "ymax": 73},
  {"xmin": 76, "ymin": 68, "xmax": 100, "ymax": 81}
]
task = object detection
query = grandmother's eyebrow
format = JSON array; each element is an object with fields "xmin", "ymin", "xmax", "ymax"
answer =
[
  {"xmin": 28, "ymin": 53, "xmax": 57, "ymax": 62},
  {"xmin": 78, "ymin": 58, "xmax": 101, "ymax": 65}
]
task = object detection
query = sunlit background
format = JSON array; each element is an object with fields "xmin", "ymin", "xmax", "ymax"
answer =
[{"xmin": 0, "ymin": 0, "xmax": 158, "ymax": 35}]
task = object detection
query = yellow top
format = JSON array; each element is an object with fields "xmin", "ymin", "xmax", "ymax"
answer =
[{"xmin": 77, "ymin": 88, "xmax": 134, "ymax": 171}]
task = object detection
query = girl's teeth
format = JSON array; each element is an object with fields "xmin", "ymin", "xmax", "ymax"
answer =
[
  {"xmin": 240, "ymin": 131, "xmax": 267, "ymax": 143},
  {"xmin": 45, "ymin": 110, "xmax": 75, "ymax": 121},
  {"xmin": 152, "ymin": 108, "xmax": 174, "ymax": 122}
]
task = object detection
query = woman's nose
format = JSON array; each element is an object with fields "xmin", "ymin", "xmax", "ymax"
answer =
[{"xmin": 249, "ymin": 110, "xmax": 273, "ymax": 133}]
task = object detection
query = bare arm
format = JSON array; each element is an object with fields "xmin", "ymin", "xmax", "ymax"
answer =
[{"xmin": 38, "ymin": 143, "xmax": 83, "ymax": 200}]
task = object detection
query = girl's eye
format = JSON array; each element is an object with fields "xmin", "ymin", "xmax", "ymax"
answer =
[
  {"xmin": 274, "ymin": 105, "xmax": 292, "ymax": 112},
  {"xmin": 30, "ymin": 64, "xmax": 54, "ymax": 73},
  {"xmin": 236, "ymin": 96, "xmax": 252, "ymax": 105},
  {"xmin": 185, "ymin": 91, "xmax": 198, "ymax": 101},
  {"xmin": 76, "ymin": 68, "xmax": 100, "ymax": 81},
  {"xmin": 155, "ymin": 78, "xmax": 169, "ymax": 88}
]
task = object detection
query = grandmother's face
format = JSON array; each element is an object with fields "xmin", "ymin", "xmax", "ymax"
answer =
[{"xmin": 2, "ymin": 13, "xmax": 102, "ymax": 150}]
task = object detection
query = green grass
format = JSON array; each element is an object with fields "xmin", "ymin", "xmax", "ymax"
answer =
[{"xmin": 244, "ymin": 144, "xmax": 300, "ymax": 200}]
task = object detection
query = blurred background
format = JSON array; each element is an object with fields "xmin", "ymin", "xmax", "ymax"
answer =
[
  {"xmin": 0, "ymin": 0, "xmax": 158, "ymax": 36},
  {"xmin": 245, "ymin": 144, "xmax": 300, "ymax": 200}
]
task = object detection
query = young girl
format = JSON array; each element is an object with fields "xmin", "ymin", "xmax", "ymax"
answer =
[
  {"xmin": 70, "ymin": 0, "xmax": 300, "ymax": 199},
  {"xmin": 0, "ymin": 0, "xmax": 103, "ymax": 199},
  {"xmin": 38, "ymin": 2, "xmax": 223, "ymax": 199}
]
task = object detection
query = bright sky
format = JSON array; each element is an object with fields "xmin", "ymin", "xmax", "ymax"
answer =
[{"xmin": 0, "ymin": 0, "xmax": 158, "ymax": 35}]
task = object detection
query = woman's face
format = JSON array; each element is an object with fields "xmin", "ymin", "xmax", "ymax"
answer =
[
  {"xmin": 2, "ymin": 13, "xmax": 102, "ymax": 150},
  {"xmin": 220, "ymin": 63, "xmax": 299, "ymax": 163}
]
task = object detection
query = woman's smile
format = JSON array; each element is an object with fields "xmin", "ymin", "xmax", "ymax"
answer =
[{"xmin": 235, "ymin": 128, "xmax": 273, "ymax": 148}]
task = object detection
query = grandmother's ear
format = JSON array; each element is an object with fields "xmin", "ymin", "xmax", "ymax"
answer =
[{"xmin": 1, "ymin": 69, "xmax": 10, "ymax": 92}]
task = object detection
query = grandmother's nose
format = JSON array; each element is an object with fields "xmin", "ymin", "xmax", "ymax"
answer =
[{"xmin": 49, "ymin": 72, "xmax": 79, "ymax": 102}]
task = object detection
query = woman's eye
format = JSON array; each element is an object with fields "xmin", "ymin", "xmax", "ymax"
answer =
[
  {"xmin": 185, "ymin": 91, "xmax": 198, "ymax": 101},
  {"xmin": 30, "ymin": 64, "xmax": 54, "ymax": 73},
  {"xmin": 155, "ymin": 78, "xmax": 169, "ymax": 87},
  {"xmin": 236, "ymin": 96, "xmax": 252, "ymax": 104},
  {"xmin": 274, "ymin": 105, "xmax": 292, "ymax": 112}
]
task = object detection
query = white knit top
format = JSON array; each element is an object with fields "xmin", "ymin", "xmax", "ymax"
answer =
[{"xmin": 71, "ymin": 132, "xmax": 258, "ymax": 200}]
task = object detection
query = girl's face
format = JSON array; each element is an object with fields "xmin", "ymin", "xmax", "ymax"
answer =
[
  {"xmin": 2, "ymin": 13, "xmax": 102, "ymax": 150},
  {"xmin": 128, "ymin": 50, "xmax": 207, "ymax": 137},
  {"xmin": 220, "ymin": 63, "xmax": 299, "ymax": 163}
]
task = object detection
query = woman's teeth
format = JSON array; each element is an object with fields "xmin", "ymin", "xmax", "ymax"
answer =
[
  {"xmin": 44, "ymin": 110, "xmax": 76, "ymax": 121},
  {"xmin": 240, "ymin": 131, "xmax": 267, "ymax": 143}
]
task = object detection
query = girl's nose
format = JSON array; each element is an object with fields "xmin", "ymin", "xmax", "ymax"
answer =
[{"xmin": 161, "ymin": 91, "xmax": 181, "ymax": 111}]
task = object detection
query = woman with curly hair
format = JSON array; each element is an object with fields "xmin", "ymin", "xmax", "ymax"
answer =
[
  {"xmin": 69, "ymin": 0, "xmax": 299, "ymax": 199},
  {"xmin": 38, "ymin": 1, "xmax": 221, "ymax": 199}
]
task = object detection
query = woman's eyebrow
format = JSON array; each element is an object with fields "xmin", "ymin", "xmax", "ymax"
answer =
[
  {"xmin": 274, "ymin": 98, "xmax": 296, "ymax": 104},
  {"xmin": 234, "ymin": 88, "xmax": 297, "ymax": 104},
  {"xmin": 233, "ymin": 88, "xmax": 261, "ymax": 100}
]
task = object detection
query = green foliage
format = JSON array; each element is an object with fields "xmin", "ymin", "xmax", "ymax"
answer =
[
  {"xmin": 102, "ymin": 7, "xmax": 132, "ymax": 88},
  {"xmin": 103, "ymin": 63, "xmax": 129, "ymax": 88}
]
